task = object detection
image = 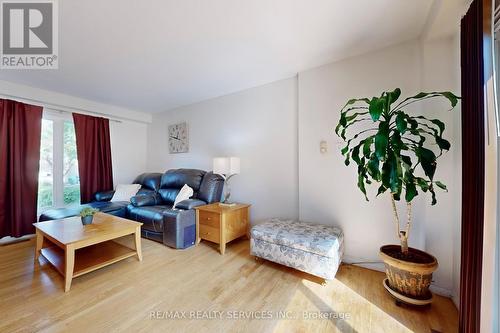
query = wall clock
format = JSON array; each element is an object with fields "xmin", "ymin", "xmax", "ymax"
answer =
[{"xmin": 168, "ymin": 122, "xmax": 189, "ymax": 153}]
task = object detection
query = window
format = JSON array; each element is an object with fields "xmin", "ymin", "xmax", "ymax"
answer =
[
  {"xmin": 63, "ymin": 121, "xmax": 80, "ymax": 204},
  {"xmin": 37, "ymin": 112, "xmax": 80, "ymax": 214},
  {"xmin": 38, "ymin": 119, "xmax": 54, "ymax": 211}
]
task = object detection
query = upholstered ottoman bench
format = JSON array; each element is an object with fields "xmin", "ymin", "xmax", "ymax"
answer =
[{"xmin": 250, "ymin": 218, "xmax": 344, "ymax": 280}]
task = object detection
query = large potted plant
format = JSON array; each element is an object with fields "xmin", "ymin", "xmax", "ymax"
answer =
[{"xmin": 335, "ymin": 88, "xmax": 459, "ymax": 305}]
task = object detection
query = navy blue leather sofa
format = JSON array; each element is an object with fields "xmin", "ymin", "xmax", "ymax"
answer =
[{"xmin": 39, "ymin": 169, "xmax": 224, "ymax": 249}]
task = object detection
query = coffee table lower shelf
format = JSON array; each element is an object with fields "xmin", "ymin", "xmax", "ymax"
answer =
[{"xmin": 40, "ymin": 240, "xmax": 137, "ymax": 278}]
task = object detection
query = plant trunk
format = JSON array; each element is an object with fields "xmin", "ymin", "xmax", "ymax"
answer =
[
  {"xmin": 390, "ymin": 193, "xmax": 412, "ymax": 256},
  {"xmin": 400, "ymin": 231, "xmax": 409, "ymax": 255}
]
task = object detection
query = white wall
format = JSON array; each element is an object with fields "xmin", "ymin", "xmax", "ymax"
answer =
[
  {"xmin": 145, "ymin": 40, "xmax": 461, "ymax": 295},
  {"xmin": 420, "ymin": 35, "xmax": 462, "ymax": 303},
  {"xmin": 147, "ymin": 78, "xmax": 299, "ymax": 222},
  {"xmin": 2, "ymin": 35, "xmax": 463, "ymax": 298},
  {"xmin": 0, "ymin": 80, "xmax": 151, "ymax": 187},
  {"xmin": 110, "ymin": 120, "xmax": 149, "ymax": 185},
  {"xmin": 297, "ymin": 40, "xmax": 461, "ymax": 295},
  {"xmin": 298, "ymin": 40, "xmax": 423, "ymax": 264}
]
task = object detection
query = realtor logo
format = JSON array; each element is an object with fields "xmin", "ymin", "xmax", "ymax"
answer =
[{"xmin": 1, "ymin": 0, "xmax": 58, "ymax": 69}]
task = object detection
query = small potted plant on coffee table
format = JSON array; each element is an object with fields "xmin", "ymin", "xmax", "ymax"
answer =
[{"xmin": 79, "ymin": 207, "xmax": 99, "ymax": 225}]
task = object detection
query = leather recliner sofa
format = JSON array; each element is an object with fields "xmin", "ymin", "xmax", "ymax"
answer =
[
  {"xmin": 39, "ymin": 169, "xmax": 224, "ymax": 249},
  {"xmin": 127, "ymin": 169, "xmax": 223, "ymax": 248}
]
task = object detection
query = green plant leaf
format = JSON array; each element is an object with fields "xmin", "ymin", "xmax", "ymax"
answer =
[
  {"xmin": 340, "ymin": 98, "xmax": 370, "ymax": 112},
  {"xmin": 394, "ymin": 91, "xmax": 460, "ymax": 112},
  {"xmin": 416, "ymin": 177, "xmax": 430, "ymax": 192},
  {"xmin": 395, "ymin": 112, "xmax": 407, "ymax": 133},
  {"xmin": 352, "ymin": 143, "xmax": 362, "ymax": 165},
  {"xmin": 407, "ymin": 115, "xmax": 418, "ymax": 130},
  {"xmin": 400, "ymin": 155, "xmax": 412, "ymax": 170},
  {"xmin": 415, "ymin": 121, "xmax": 439, "ymax": 137},
  {"xmin": 376, "ymin": 184, "xmax": 387, "ymax": 196},
  {"xmin": 367, "ymin": 155, "xmax": 380, "ymax": 180},
  {"xmin": 340, "ymin": 128, "xmax": 377, "ymax": 158},
  {"xmin": 336, "ymin": 109, "xmax": 369, "ymax": 137},
  {"xmin": 416, "ymin": 147, "xmax": 437, "ymax": 180},
  {"xmin": 369, "ymin": 97, "xmax": 385, "ymax": 121},
  {"xmin": 381, "ymin": 157, "xmax": 391, "ymax": 190},
  {"xmin": 441, "ymin": 91, "xmax": 460, "ymax": 108},
  {"xmin": 435, "ymin": 181, "xmax": 448, "ymax": 191},
  {"xmin": 390, "ymin": 131, "xmax": 406, "ymax": 154},
  {"xmin": 345, "ymin": 112, "xmax": 368, "ymax": 122},
  {"xmin": 344, "ymin": 153, "xmax": 350, "ymax": 166},
  {"xmin": 404, "ymin": 172, "xmax": 418, "ymax": 202},
  {"xmin": 375, "ymin": 122, "xmax": 389, "ymax": 160},
  {"xmin": 357, "ymin": 168, "xmax": 368, "ymax": 201},
  {"xmin": 415, "ymin": 116, "xmax": 445, "ymax": 135},
  {"xmin": 363, "ymin": 137, "xmax": 373, "ymax": 157},
  {"xmin": 388, "ymin": 153, "xmax": 402, "ymax": 195},
  {"xmin": 429, "ymin": 185, "xmax": 437, "ymax": 205},
  {"xmin": 408, "ymin": 128, "xmax": 427, "ymax": 145},
  {"xmin": 340, "ymin": 117, "xmax": 371, "ymax": 140},
  {"xmin": 387, "ymin": 88, "xmax": 401, "ymax": 106},
  {"xmin": 436, "ymin": 136, "xmax": 451, "ymax": 151},
  {"xmin": 429, "ymin": 118, "xmax": 446, "ymax": 134}
]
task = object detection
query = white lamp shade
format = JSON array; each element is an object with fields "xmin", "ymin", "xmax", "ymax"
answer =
[{"xmin": 213, "ymin": 157, "xmax": 240, "ymax": 175}]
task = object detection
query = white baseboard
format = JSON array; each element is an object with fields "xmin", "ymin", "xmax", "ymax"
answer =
[
  {"xmin": 429, "ymin": 285, "xmax": 452, "ymax": 298},
  {"xmin": 451, "ymin": 293, "xmax": 460, "ymax": 308},
  {"xmin": 341, "ymin": 256, "xmax": 453, "ymax": 298},
  {"xmin": 342, "ymin": 255, "xmax": 385, "ymax": 272},
  {"xmin": 0, "ymin": 234, "xmax": 35, "ymax": 246}
]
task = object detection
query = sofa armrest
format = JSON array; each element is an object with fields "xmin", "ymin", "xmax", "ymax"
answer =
[
  {"xmin": 130, "ymin": 193, "xmax": 162, "ymax": 207},
  {"xmin": 94, "ymin": 190, "xmax": 115, "ymax": 202},
  {"xmin": 175, "ymin": 199, "xmax": 207, "ymax": 210}
]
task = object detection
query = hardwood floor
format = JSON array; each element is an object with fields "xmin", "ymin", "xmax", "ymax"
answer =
[{"xmin": 0, "ymin": 237, "xmax": 458, "ymax": 332}]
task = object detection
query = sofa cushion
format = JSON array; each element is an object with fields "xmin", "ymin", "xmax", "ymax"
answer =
[
  {"xmin": 126, "ymin": 204, "xmax": 172, "ymax": 232},
  {"xmin": 175, "ymin": 199, "xmax": 206, "ymax": 210},
  {"xmin": 198, "ymin": 171, "xmax": 224, "ymax": 203},
  {"xmin": 160, "ymin": 169, "xmax": 205, "ymax": 191},
  {"xmin": 39, "ymin": 201, "xmax": 128, "ymax": 222},
  {"xmin": 94, "ymin": 190, "xmax": 115, "ymax": 202},
  {"xmin": 158, "ymin": 188, "xmax": 180, "ymax": 205},
  {"xmin": 136, "ymin": 188, "xmax": 156, "ymax": 196},
  {"xmin": 133, "ymin": 173, "xmax": 163, "ymax": 192},
  {"xmin": 130, "ymin": 193, "xmax": 162, "ymax": 207},
  {"xmin": 111, "ymin": 184, "xmax": 141, "ymax": 202},
  {"xmin": 250, "ymin": 218, "xmax": 343, "ymax": 258}
]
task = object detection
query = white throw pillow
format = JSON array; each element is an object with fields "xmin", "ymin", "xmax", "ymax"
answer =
[
  {"xmin": 173, "ymin": 184, "xmax": 194, "ymax": 209},
  {"xmin": 110, "ymin": 184, "xmax": 142, "ymax": 202}
]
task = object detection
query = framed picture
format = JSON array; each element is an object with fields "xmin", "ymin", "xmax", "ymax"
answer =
[{"xmin": 168, "ymin": 122, "xmax": 189, "ymax": 153}]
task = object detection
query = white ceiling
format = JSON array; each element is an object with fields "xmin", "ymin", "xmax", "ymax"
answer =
[{"xmin": 0, "ymin": 0, "xmax": 447, "ymax": 113}]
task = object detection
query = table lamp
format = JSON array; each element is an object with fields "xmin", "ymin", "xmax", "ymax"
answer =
[{"xmin": 213, "ymin": 157, "xmax": 240, "ymax": 206}]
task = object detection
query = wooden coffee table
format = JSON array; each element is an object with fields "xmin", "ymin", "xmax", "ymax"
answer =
[{"xmin": 33, "ymin": 213, "xmax": 143, "ymax": 292}]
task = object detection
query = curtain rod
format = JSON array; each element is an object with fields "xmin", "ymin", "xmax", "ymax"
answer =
[{"xmin": 0, "ymin": 93, "xmax": 124, "ymax": 123}]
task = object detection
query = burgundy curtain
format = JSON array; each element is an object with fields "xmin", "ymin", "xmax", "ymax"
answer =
[
  {"xmin": 73, "ymin": 113, "xmax": 113, "ymax": 203},
  {"xmin": 459, "ymin": 0, "xmax": 485, "ymax": 332},
  {"xmin": 0, "ymin": 99, "xmax": 43, "ymax": 238}
]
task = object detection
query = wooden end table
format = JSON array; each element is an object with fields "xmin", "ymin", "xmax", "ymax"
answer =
[
  {"xmin": 195, "ymin": 203, "xmax": 251, "ymax": 255},
  {"xmin": 33, "ymin": 213, "xmax": 143, "ymax": 292}
]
